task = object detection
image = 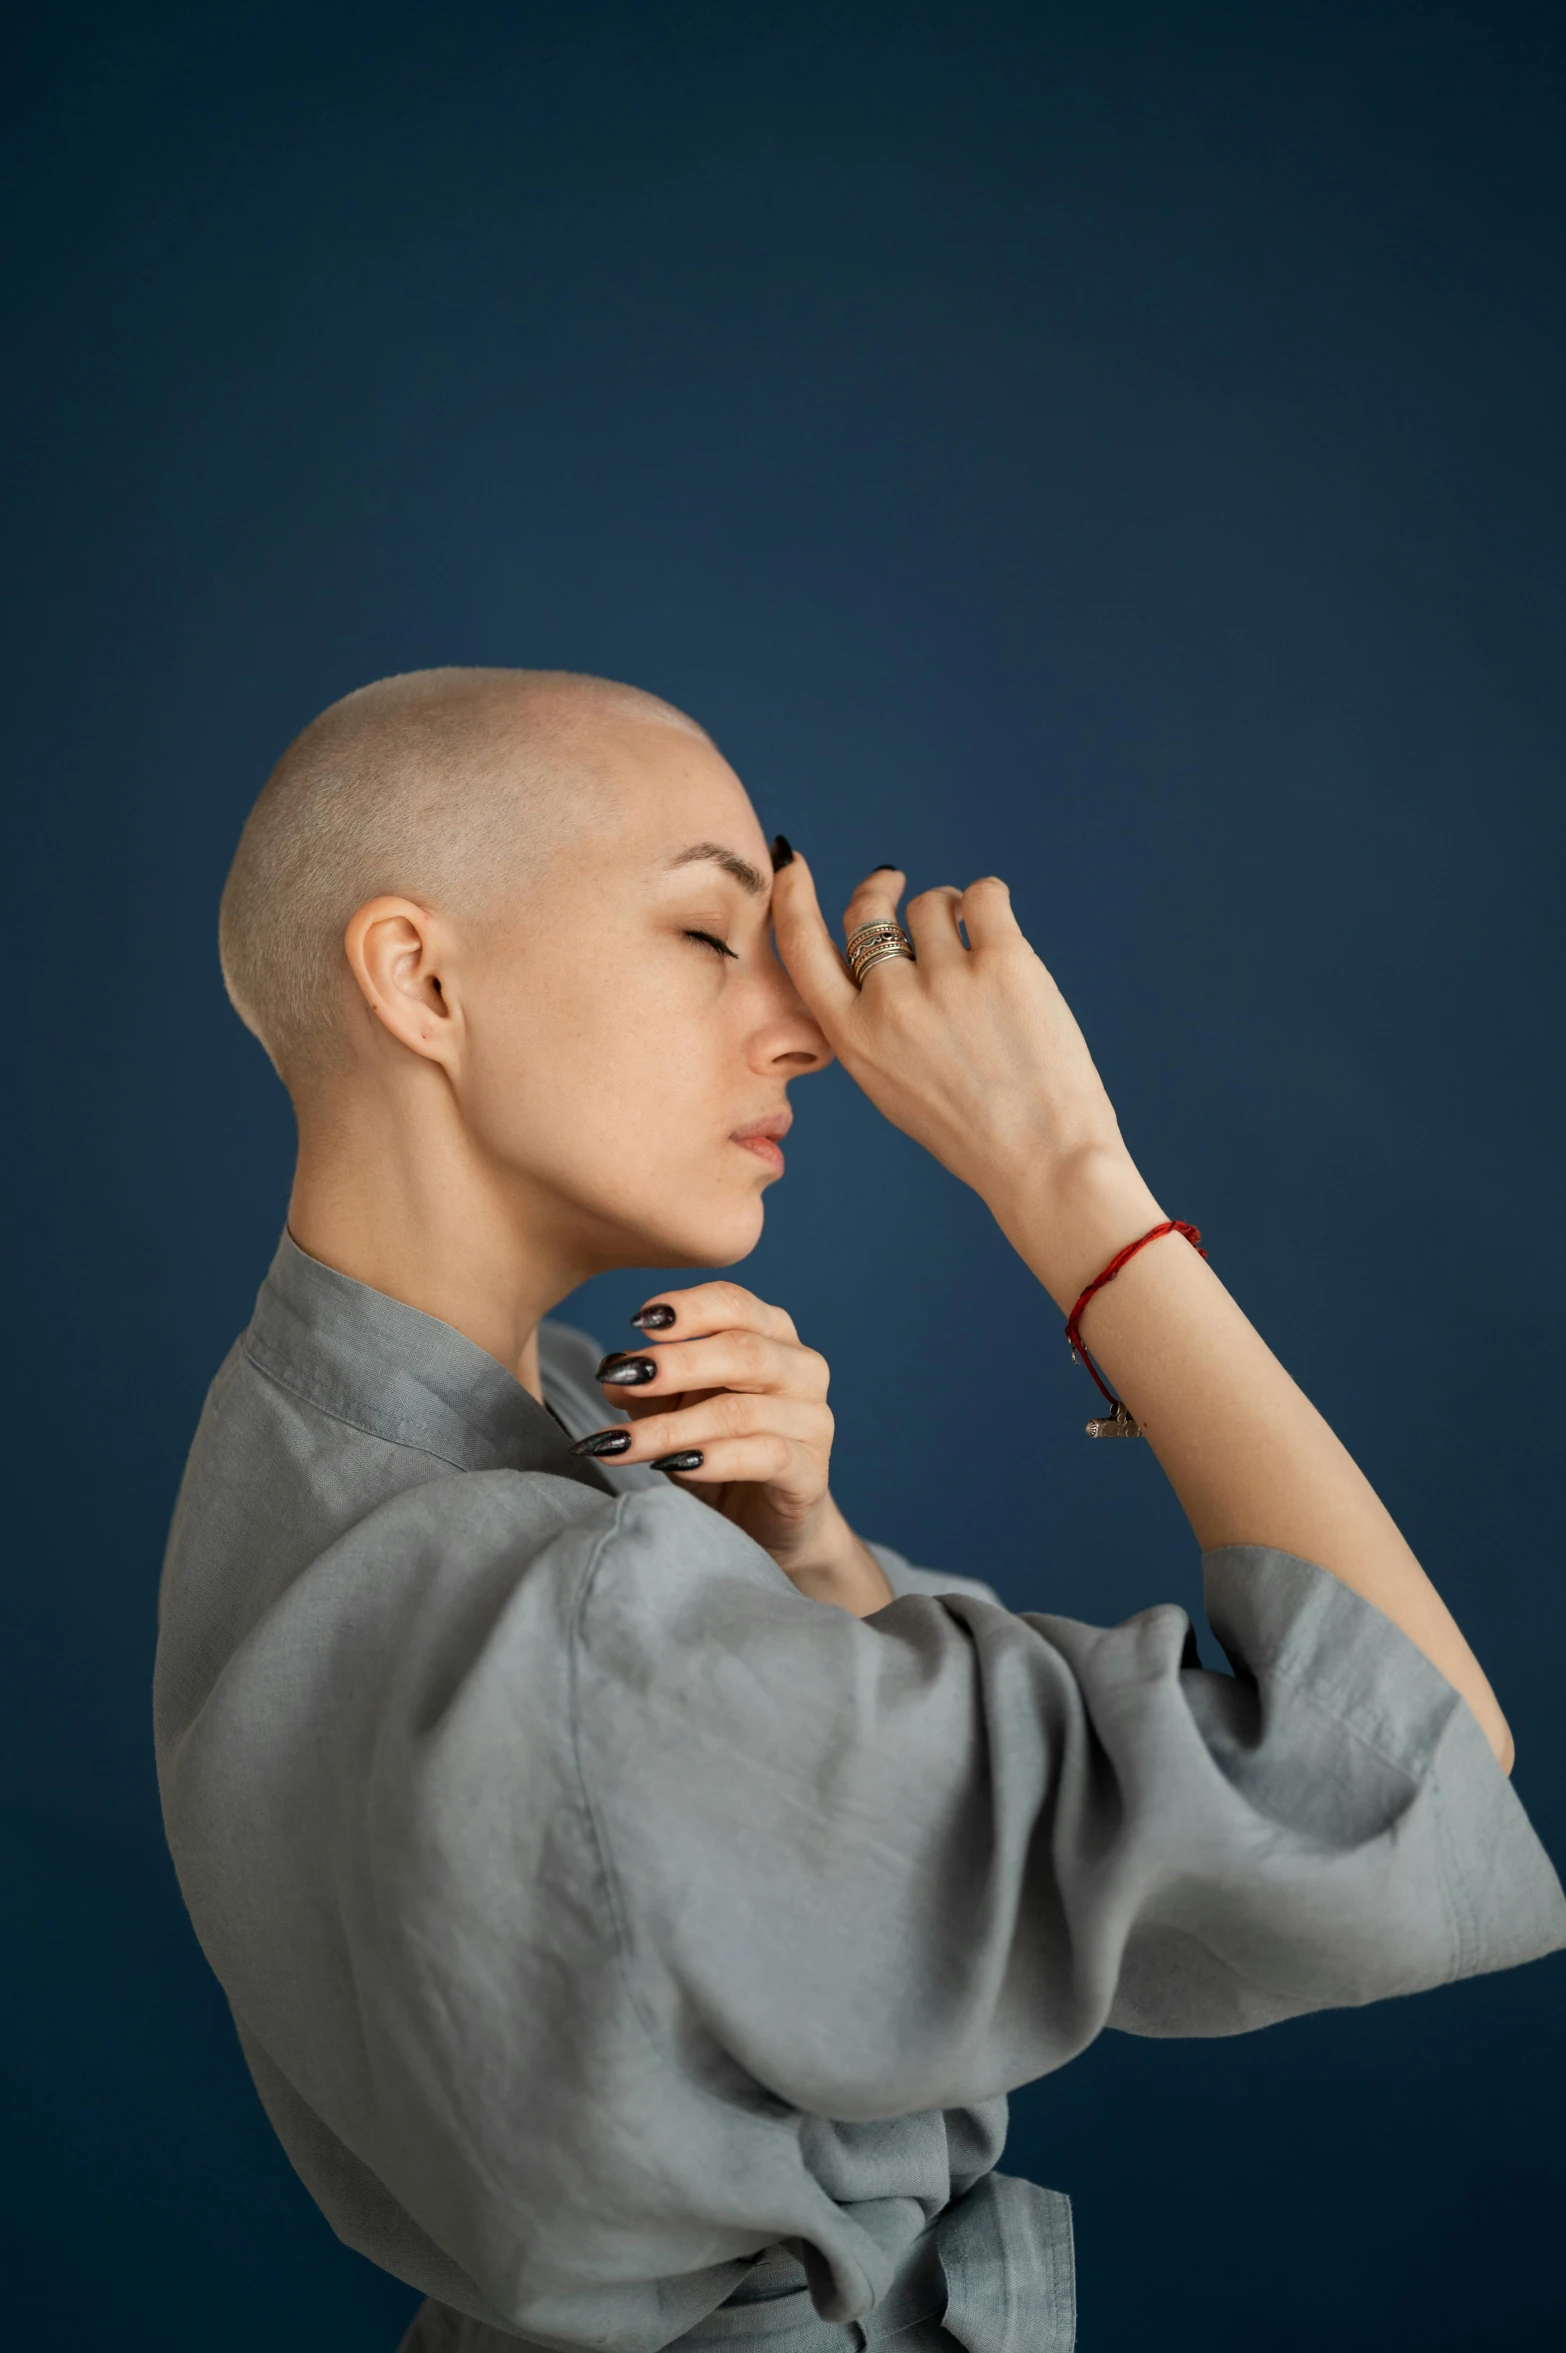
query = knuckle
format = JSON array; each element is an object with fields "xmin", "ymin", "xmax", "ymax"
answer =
[
  {"xmin": 907, "ymin": 884, "xmax": 958, "ymax": 916},
  {"xmin": 714, "ymin": 1391, "xmax": 755, "ymax": 1436},
  {"xmin": 797, "ymin": 1406, "xmax": 833, "ymax": 1457}
]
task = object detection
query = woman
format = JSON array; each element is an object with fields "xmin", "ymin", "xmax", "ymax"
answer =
[{"xmin": 158, "ymin": 668, "xmax": 1563, "ymax": 2353}]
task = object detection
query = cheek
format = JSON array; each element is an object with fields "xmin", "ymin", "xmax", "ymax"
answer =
[{"xmin": 461, "ymin": 964, "xmax": 729, "ymax": 1176}]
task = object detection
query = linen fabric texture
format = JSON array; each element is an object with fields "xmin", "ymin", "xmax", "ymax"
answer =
[{"xmin": 154, "ymin": 1236, "xmax": 1566, "ymax": 2352}]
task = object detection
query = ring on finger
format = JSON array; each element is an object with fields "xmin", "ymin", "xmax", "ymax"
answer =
[{"xmin": 845, "ymin": 921, "xmax": 916, "ymax": 987}]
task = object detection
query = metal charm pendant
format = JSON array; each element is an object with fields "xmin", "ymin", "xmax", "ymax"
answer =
[{"xmin": 1085, "ymin": 1399, "xmax": 1142, "ymax": 1439}]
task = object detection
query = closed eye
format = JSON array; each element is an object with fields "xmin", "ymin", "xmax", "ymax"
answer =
[{"xmin": 684, "ymin": 929, "xmax": 738, "ymax": 960}]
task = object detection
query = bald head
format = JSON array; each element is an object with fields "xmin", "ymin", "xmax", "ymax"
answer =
[{"xmin": 219, "ymin": 668, "xmax": 708, "ymax": 1092}]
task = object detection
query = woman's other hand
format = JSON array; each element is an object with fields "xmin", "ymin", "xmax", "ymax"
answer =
[
  {"xmin": 570, "ymin": 1281, "xmax": 892, "ymax": 1618},
  {"xmin": 771, "ymin": 855, "xmax": 1164, "ymax": 1307}
]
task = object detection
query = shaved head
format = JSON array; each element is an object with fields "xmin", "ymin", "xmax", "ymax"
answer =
[{"xmin": 219, "ymin": 667, "xmax": 708, "ymax": 1092}]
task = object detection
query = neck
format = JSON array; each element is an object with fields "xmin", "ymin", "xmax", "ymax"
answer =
[{"xmin": 287, "ymin": 1070, "xmax": 575, "ymax": 1401}]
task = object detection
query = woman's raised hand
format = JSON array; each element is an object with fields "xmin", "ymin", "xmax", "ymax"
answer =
[
  {"xmin": 570, "ymin": 1281, "xmax": 892, "ymax": 1618},
  {"xmin": 773, "ymin": 856, "xmax": 1516, "ymax": 1769},
  {"xmin": 771, "ymin": 856, "xmax": 1163, "ymax": 1305}
]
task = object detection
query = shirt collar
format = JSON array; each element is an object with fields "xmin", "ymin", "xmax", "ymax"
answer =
[{"xmin": 244, "ymin": 1230, "xmax": 614, "ymax": 1493}]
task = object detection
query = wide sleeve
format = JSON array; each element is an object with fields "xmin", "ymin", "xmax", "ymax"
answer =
[{"xmin": 574, "ymin": 1497, "xmax": 1566, "ymax": 2119}]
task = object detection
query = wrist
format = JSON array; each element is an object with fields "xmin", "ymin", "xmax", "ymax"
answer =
[
  {"xmin": 987, "ymin": 1146, "xmax": 1166, "ymax": 1312},
  {"xmin": 771, "ymin": 1494, "xmax": 893, "ymax": 1616}
]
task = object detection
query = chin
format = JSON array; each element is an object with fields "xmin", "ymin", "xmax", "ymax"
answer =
[{"xmin": 631, "ymin": 1197, "xmax": 768, "ymax": 1272}]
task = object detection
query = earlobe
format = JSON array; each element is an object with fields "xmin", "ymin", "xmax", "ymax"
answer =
[{"xmin": 343, "ymin": 895, "xmax": 459, "ymax": 1068}]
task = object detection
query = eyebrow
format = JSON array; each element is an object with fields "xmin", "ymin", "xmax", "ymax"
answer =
[{"xmin": 665, "ymin": 841, "xmax": 768, "ymax": 896}]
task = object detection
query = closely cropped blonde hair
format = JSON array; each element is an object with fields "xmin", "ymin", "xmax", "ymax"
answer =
[{"xmin": 219, "ymin": 667, "xmax": 705, "ymax": 1092}]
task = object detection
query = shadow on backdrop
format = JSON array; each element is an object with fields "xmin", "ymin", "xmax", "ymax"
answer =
[{"xmin": 4, "ymin": 3, "xmax": 1563, "ymax": 2347}]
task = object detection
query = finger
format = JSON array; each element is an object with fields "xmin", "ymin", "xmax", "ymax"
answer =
[
  {"xmin": 771, "ymin": 853, "xmax": 859, "ymax": 1026},
  {"xmin": 902, "ymin": 883, "xmax": 967, "ymax": 967},
  {"xmin": 571, "ymin": 1391, "xmax": 831, "ymax": 1465},
  {"xmin": 611, "ymin": 1384, "xmax": 717, "ymax": 1425},
  {"xmin": 597, "ymin": 1328, "xmax": 828, "ymax": 1402},
  {"xmin": 626, "ymin": 1278, "xmax": 800, "ymax": 1342},
  {"xmin": 647, "ymin": 1432, "xmax": 818, "ymax": 1491},
  {"xmin": 841, "ymin": 864, "xmax": 905, "ymax": 939},
  {"xmin": 959, "ymin": 874, "xmax": 1024, "ymax": 952}
]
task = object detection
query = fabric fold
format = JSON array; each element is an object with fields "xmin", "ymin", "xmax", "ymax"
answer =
[{"xmin": 156, "ymin": 1238, "xmax": 1565, "ymax": 2353}]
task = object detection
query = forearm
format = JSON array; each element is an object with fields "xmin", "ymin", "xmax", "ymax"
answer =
[{"xmin": 993, "ymin": 1150, "xmax": 1513, "ymax": 1769}]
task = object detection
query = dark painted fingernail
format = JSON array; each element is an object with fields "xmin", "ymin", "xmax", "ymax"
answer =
[
  {"xmin": 770, "ymin": 834, "xmax": 794, "ymax": 871},
  {"xmin": 871, "ymin": 863, "xmax": 901, "ymax": 872},
  {"xmin": 651, "ymin": 1450, "xmax": 704, "ymax": 1472},
  {"xmin": 630, "ymin": 1302, "xmax": 676, "ymax": 1330},
  {"xmin": 600, "ymin": 1355, "xmax": 658, "ymax": 1386},
  {"xmin": 570, "ymin": 1428, "xmax": 633, "ymax": 1457}
]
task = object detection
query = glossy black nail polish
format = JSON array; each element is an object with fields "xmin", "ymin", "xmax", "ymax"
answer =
[
  {"xmin": 600, "ymin": 1355, "xmax": 657, "ymax": 1386},
  {"xmin": 770, "ymin": 834, "xmax": 794, "ymax": 871},
  {"xmin": 569, "ymin": 1428, "xmax": 632, "ymax": 1458},
  {"xmin": 871, "ymin": 863, "xmax": 901, "ymax": 872},
  {"xmin": 651, "ymin": 1450, "xmax": 704, "ymax": 1472},
  {"xmin": 630, "ymin": 1302, "xmax": 676, "ymax": 1331}
]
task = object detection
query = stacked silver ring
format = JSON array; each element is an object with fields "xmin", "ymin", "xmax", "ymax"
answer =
[{"xmin": 845, "ymin": 920, "xmax": 917, "ymax": 987}]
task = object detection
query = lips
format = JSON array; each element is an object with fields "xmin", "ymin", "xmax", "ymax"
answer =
[{"xmin": 731, "ymin": 1108, "xmax": 792, "ymax": 1175}]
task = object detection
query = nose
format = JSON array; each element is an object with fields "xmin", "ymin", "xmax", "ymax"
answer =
[{"xmin": 748, "ymin": 954, "xmax": 833, "ymax": 1077}]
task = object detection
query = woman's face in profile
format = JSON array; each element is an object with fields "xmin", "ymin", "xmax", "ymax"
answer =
[{"xmin": 450, "ymin": 720, "xmax": 833, "ymax": 1275}]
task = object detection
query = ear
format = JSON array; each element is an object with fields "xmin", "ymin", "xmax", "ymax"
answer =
[{"xmin": 343, "ymin": 896, "xmax": 461, "ymax": 1070}]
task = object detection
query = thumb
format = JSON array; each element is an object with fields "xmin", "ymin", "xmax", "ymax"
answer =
[{"xmin": 771, "ymin": 852, "xmax": 857, "ymax": 1030}]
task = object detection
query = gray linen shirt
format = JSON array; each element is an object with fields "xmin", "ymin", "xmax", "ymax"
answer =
[{"xmin": 155, "ymin": 1236, "xmax": 1566, "ymax": 2353}]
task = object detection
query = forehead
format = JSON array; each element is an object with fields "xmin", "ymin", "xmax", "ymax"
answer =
[{"xmin": 595, "ymin": 718, "xmax": 767, "ymax": 861}]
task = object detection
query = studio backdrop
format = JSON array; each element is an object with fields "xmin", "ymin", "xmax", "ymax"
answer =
[{"xmin": 5, "ymin": 5, "xmax": 1564, "ymax": 2349}]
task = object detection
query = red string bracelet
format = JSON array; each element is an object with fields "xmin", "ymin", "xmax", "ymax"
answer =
[{"xmin": 1065, "ymin": 1220, "xmax": 1207, "ymax": 1438}]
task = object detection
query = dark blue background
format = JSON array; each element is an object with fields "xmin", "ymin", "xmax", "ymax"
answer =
[{"xmin": 5, "ymin": 4, "xmax": 1563, "ymax": 2346}]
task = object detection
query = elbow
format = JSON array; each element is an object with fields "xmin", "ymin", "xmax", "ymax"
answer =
[
  {"xmin": 1466, "ymin": 1683, "xmax": 1514, "ymax": 1778},
  {"xmin": 1483, "ymin": 1702, "xmax": 1515, "ymax": 1778}
]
